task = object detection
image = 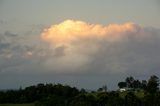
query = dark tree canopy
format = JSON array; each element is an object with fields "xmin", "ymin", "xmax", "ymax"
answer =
[
  {"xmin": 146, "ymin": 75, "xmax": 159, "ymax": 94},
  {"xmin": 118, "ymin": 82, "xmax": 127, "ymax": 88}
]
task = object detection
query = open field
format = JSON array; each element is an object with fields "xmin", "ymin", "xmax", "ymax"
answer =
[{"xmin": 0, "ymin": 104, "xmax": 34, "ymax": 106}]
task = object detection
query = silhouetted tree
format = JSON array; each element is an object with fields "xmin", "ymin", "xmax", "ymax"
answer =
[
  {"xmin": 132, "ymin": 80, "xmax": 141, "ymax": 89},
  {"xmin": 118, "ymin": 82, "xmax": 127, "ymax": 88},
  {"xmin": 141, "ymin": 80, "xmax": 147, "ymax": 90},
  {"xmin": 126, "ymin": 76, "xmax": 135, "ymax": 88},
  {"xmin": 146, "ymin": 75, "xmax": 159, "ymax": 94}
]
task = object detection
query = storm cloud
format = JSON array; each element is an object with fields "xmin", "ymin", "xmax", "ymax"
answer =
[
  {"xmin": 41, "ymin": 20, "xmax": 160, "ymax": 75},
  {"xmin": 0, "ymin": 20, "xmax": 160, "ymax": 89}
]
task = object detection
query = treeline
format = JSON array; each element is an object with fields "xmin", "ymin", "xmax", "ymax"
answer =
[
  {"xmin": 118, "ymin": 75, "xmax": 159, "ymax": 93},
  {"xmin": 0, "ymin": 84, "xmax": 79, "ymax": 104},
  {"xmin": 0, "ymin": 75, "xmax": 159, "ymax": 106}
]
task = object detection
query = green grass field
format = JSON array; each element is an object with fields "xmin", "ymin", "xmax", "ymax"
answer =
[{"xmin": 0, "ymin": 104, "xmax": 34, "ymax": 106}]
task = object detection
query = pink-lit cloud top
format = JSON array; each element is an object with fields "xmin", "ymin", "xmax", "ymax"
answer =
[{"xmin": 41, "ymin": 20, "xmax": 141, "ymax": 46}]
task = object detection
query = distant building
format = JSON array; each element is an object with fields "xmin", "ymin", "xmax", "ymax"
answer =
[
  {"xmin": 119, "ymin": 87, "xmax": 134, "ymax": 92},
  {"xmin": 119, "ymin": 88, "xmax": 127, "ymax": 92}
]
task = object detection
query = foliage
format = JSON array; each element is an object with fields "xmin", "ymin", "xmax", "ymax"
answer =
[
  {"xmin": 146, "ymin": 75, "xmax": 159, "ymax": 94},
  {"xmin": 0, "ymin": 104, "xmax": 34, "ymax": 106},
  {"xmin": 0, "ymin": 75, "xmax": 159, "ymax": 106},
  {"xmin": 118, "ymin": 82, "xmax": 127, "ymax": 88}
]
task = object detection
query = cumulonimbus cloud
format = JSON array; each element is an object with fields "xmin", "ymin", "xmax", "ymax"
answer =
[
  {"xmin": 1, "ymin": 19, "xmax": 160, "ymax": 89},
  {"xmin": 1, "ymin": 19, "xmax": 160, "ymax": 75},
  {"xmin": 40, "ymin": 20, "xmax": 160, "ymax": 74}
]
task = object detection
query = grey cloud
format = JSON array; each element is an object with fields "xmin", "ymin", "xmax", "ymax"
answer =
[
  {"xmin": 85, "ymin": 27, "xmax": 160, "ymax": 75},
  {"xmin": 4, "ymin": 31, "xmax": 18, "ymax": 37},
  {"xmin": 54, "ymin": 45, "xmax": 66, "ymax": 57},
  {"xmin": 0, "ymin": 43, "xmax": 10, "ymax": 53},
  {"xmin": 0, "ymin": 24, "xmax": 160, "ymax": 90}
]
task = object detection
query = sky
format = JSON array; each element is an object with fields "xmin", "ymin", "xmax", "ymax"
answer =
[{"xmin": 0, "ymin": 0, "xmax": 160, "ymax": 90}]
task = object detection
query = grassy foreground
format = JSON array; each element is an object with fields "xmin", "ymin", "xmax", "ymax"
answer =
[{"xmin": 0, "ymin": 104, "xmax": 34, "ymax": 106}]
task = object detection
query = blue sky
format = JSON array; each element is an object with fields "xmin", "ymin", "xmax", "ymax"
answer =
[{"xmin": 0, "ymin": 0, "xmax": 160, "ymax": 90}]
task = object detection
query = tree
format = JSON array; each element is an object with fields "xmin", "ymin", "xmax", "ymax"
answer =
[
  {"xmin": 102, "ymin": 85, "xmax": 107, "ymax": 92},
  {"xmin": 146, "ymin": 75, "xmax": 159, "ymax": 94},
  {"xmin": 125, "ymin": 92, "xmax": 141, "ymax": 106},
  {"xmin": 80, "ymin": 88, "xmax": 86, "ymax": 93},
  {"xmin": 69, "ymin": 94, "xmax": 96, "ymax": 106},
  {"xmin": 125, "ymin": 76, "xmax": 134, "ymax": 88},
  {"xmin": 97, "ymin": 85, "xmax": 107, "ymax": 92},
  {"xmin": 97, "ymin": 88, "xmax": 103, "ymax": 92},
  {"xmin": 141, "ymin": 80, "xmax": 147, "ymax": 90},
  {"xmin": 97, "ymin": 93, "xmax": 108, "ymax": 106},
  {"xmin": 132, "ymin": 80, "xmax": 141, "ymax": 89},
  {"xmin": 118, "ymin": 82, "xmax": 127, "ymax": 88}
]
